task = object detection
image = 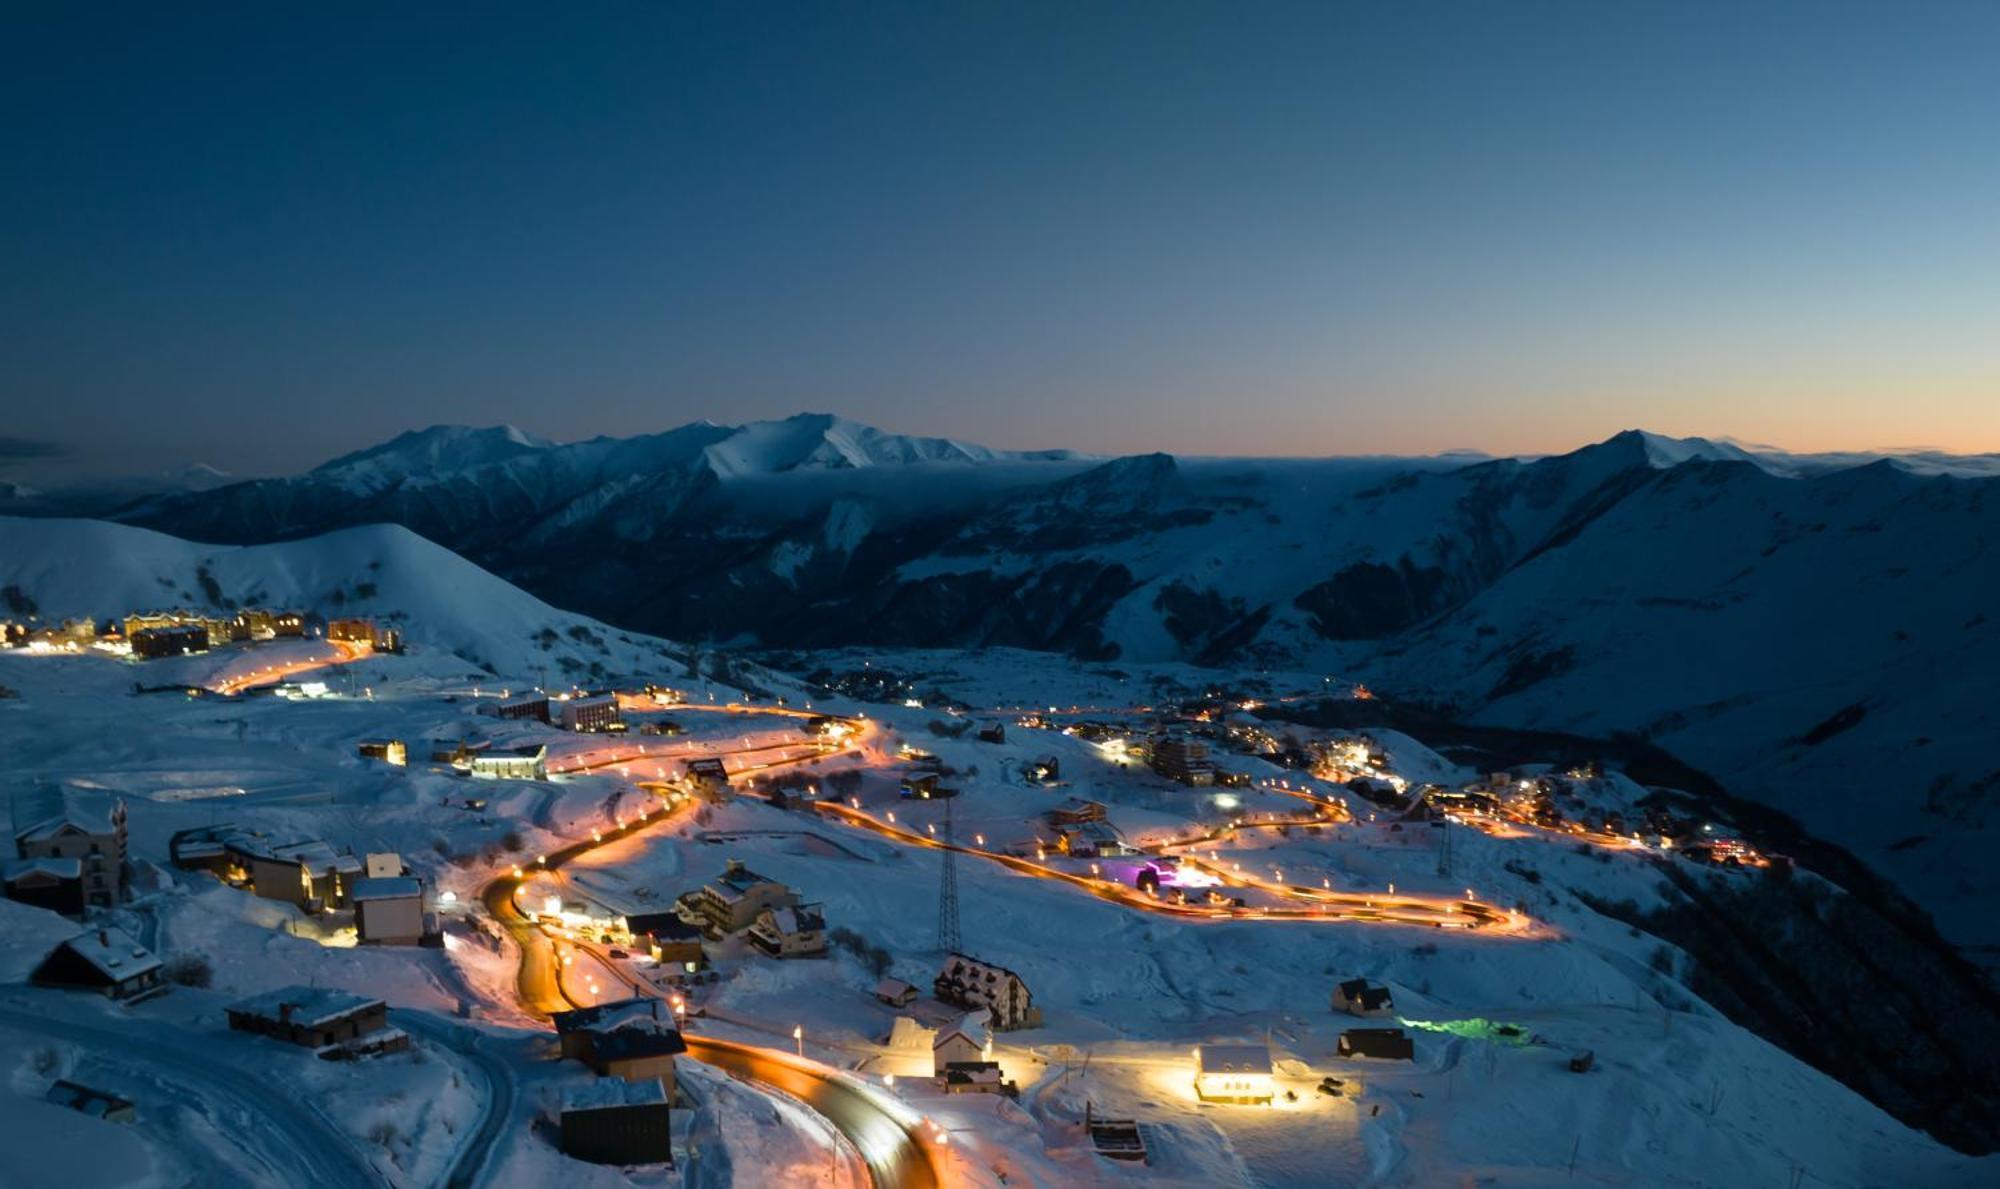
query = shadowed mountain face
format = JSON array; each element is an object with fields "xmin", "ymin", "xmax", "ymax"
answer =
[{"xmin": 103, "ymin": 418, "xmax": 2000, "ymax": 949}]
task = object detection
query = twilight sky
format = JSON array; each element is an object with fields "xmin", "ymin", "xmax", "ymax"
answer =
[{"xmin": 4, "ymin": 2, "xmax": 1998, "ymax": 479}]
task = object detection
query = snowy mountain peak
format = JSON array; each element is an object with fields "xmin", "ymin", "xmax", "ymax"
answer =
[
  {"xmin": 1607, "ymin": 429, "xmax": 1772, "ymax": 472},
  {"xmin": 310, "ymin": 424, "xmax": 555, "ymax": 488},
  {"xmin": 695, "ymin": 413, "xmax": 1079, "ymax": 477}
]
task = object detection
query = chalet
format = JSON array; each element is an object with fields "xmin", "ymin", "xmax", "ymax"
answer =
[
  {"xmin": 1, "ymin": 620, "xmax": 25, "ymax": 648},
  {"xmin": 747, "ymin": 902, "xmax": 827, "ymax": 958},
  {"xmin": 351, "ymin": 876, "xmax": 425, "ymax": 944},
  {"xmin": 638, "ymin": 719, "xmax": 684, "ymax": 736},
  {"xmin": 272, "ymin": 611, "xmax": 306, "ymax": 637},
  {"xmin": 371, "ymin": 625, "xmax": 404, "ymax": 654},
  {"xmin": 33, "ymin": 928, "xmax": 162, "ymax": 999},
  {"xmin": 1026, "ymin": 755, "xmax": 1061, "ymax": 783},
  {"xmin": 561, "ymin": 694, "xmax": 622, "ymax": 733},
  {"xmin": 900, "ymin": 773, "xmax": 957, "ymax": 800},
  {"xmin": 560, "ymin": 1077, "xmax": 673, "ymax": 1167},
  {"xmin": 676, "ymin": 860, "xmax": 797, "ymax": 936},
  {"xmin": 227, "ymin": 986, "xmax": 409, "ymax": 1058},
  {"xmin": 485, "ymin": 694, "xmax": 551, "ymax": 723},
  {"xmin": 935, "ymin": 953, "xmax": 1041, "ymax": 1031},
  {"xmin": 357, "ymin": 738, "xmax": 407, "ymax": 766},
  {"xmin": 130, "ymin": 623, "xmax": 208, "ymax": 659},
  {"xmin": 932, "ymin": 1021, "xmax": 985, "ymax": 1074},
  {"xmin": 976, "ymin": 722, "xmax": 1006, "ymax": 744},
  {"xmin": 467, "ymin": 745, "xmax": 548, "ymax": 781},
  {"xmin": 3, "ymin": 857, "xmax": 85, "ymax": 917},
  {"xmin": 12, "ymin": 786, "xmax": 126, "ymax": 906},
  {"xmin": 45, "ymin": 1079, "xmax": 136, "ymax": 1124},
  {"xmin": 1047, "ymin": 798, "xmax": 1107, "ymax": 827},
  {"xmin": 873, "ymin": 977, "xmax": 919, "ymax": 1007},
  {"xmin": 684, "ymin": 757, "xmax": 731, "ymax": 802},
  {"xmin": 1335, "ymin": 978, "xmax": 1395, "ymax": 1018},
  {"xmin": 1194, "ymin": 1043, "xmax": 1274, "ymax": 1104},
  {"xmin": 1150, "ymin": 737, "xmax": 1216, "ymax": 786},
  {"xmin": 1338, "ymin": 1027, "xmax": 1415, "ymax": 1061},
  {"xmin": 551, "ymin": 998, "xmax": 687, "ymax": 1097}
]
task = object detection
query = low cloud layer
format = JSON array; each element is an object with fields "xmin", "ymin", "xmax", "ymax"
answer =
[{"xmin": 0, "ymin": 436, "xmax": 72, "ymax": 461}]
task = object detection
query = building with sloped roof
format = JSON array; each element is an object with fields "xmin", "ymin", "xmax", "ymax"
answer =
[
  {"xmin": 3, "ymin": 857, "xmax": 85, "ymax": 917},
  {"xmin": 935, "ymin": 952, "xmax": 1040, "ymax": 1031},
  {"xmin": 677, "ymin": 859, "xmax": 797, "ymax": 936},
  {"xmin": 226, "ymin": 986, "xmax": 408, "ymax": 1058},
  {"xmin": 1195, "ymin": 1043, "xmax": 1273, "ymax": 1103},
  {"xmin": 33, "ymin": 928, "xmax": 162, "ymax": 999},
  {"xmin": 12, "ymin": 786, "xmax": 126, "ymax": 906},
  {"xmin": 747, "ymin": 901, "xmax": 826, "ymax": 958}
]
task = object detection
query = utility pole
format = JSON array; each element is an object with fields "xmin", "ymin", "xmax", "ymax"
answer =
[{"xmin": 937, "ymin": 794, "xmax": 962, "ymax": 954}]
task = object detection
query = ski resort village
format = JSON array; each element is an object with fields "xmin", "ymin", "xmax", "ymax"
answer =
[{"xmin": 0, "ymin": 506, "xmax": 1993, "ymax": 1189}]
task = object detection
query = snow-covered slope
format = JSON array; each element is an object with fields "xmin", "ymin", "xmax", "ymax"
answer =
[
  {"xmin": 0, "ymin": 516, "xmax": 692, "ymax": 682},
  {"xmin": 1363, "ymin": 458, "xmax": 2000, "ymax": 950}
]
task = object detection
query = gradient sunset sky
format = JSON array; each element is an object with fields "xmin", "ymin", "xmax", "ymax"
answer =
[{"xmin": 4, "ymin": 3, "xmax": 1998, "ymax": 477}]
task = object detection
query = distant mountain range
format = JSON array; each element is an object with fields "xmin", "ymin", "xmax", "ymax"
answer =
[{"xmin": 5, "ymin": 412, "xmax": 1997, "ymax": 951}]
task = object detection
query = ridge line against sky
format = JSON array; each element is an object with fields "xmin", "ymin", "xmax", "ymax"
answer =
[
  {"xmin": 4, "ymin": 2, "xmax": 1998, "ymax": 477},
  {"xmin": 7, "ymin": 418, "xmax": 2000, "ymax": 491}
]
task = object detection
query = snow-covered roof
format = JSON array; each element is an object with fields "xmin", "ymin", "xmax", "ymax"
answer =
[
  {"xmin": 4, "ymin": 856, "xmax": 81, "ymax": 882},
  {"xmin": 551, "ymin": 996, "xmax": 665, "ymax": 1035},
  {"xmin": 229, "ymin": 985, "xmax": 384, "ymax": 1028},
  {"xmin": 934, "ymin": 1024, "xmax": 982, "ymax": 1051},
  {"xmin": 941, "ymin": 952, "xmax": 1023, "ymax": 984},
  {"xmin": 349, "ymin": 876, "xmax": 421, "ymax": 901},
  {"xmin": 758, "ymin": 902, "xmax": 823, "ymax": 936},
  {"xmin": 11, "ymin": 786, "xmax": 117, "ymax": 842},
  {"xmin": 874, "ymin": 977, "xmax": 916, "ymax": 998},
  {"xmin": 1197, "ymin": 1044, "xmax": 1272, "ymax": 1075},
  {"xmin": 57, "ymin": 928, "xmax": 160, "ymax": 983},
  {"xmin": 224, "ymin": 832, "xmax": 363, "ymax": 874},
  {"xmin": 562, "ymin": 1076, "xmax": 668, "ymax": 1112},
  {"xmin": 591, "ymin": 1021, "xmax": 687, "ymax": 1062}
]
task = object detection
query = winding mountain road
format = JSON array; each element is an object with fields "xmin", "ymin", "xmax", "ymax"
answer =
[{"xmin": 479, "ymin": 779, "xmax": 942, "ymax": 1189}]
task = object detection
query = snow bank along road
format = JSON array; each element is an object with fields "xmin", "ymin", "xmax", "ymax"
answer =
[
  {"xmin": 479, "ymin": 791, "xmax": 943, "ymax": 1189},
  {"xmin": 0, "ymin": 1001, "xmax": 388, "ymax": 1187},
  {"xmin": 399, "ymin": 1012, "xmax": 517, "ymax": 1189}
]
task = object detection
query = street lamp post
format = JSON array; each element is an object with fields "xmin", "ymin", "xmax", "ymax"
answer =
[{"xmin": 793, "ymin": 1024, "xmax": 804, "ymax": 1057}]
